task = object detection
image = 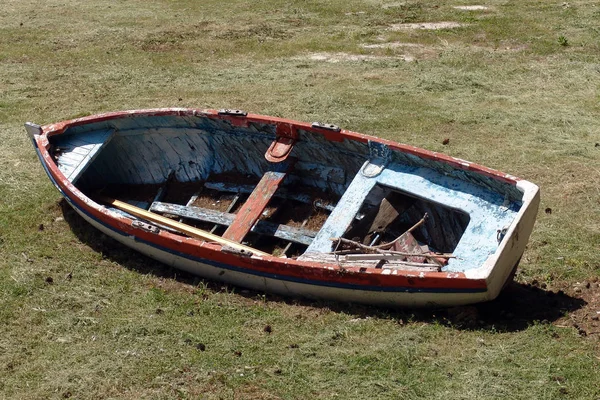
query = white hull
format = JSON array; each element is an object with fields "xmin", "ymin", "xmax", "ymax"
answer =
[{"xmin": 74, "ymin": 206, "xmax": 491, "ymax": 308}]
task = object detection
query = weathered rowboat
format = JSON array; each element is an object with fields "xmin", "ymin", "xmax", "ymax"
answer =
[{"xmin": 27, "ymin": 108, "xmax": 540, "ymax": 307}]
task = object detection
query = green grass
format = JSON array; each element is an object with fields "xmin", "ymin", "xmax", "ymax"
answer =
[{"xmin": 1, "ymin": 0, "xmax": 599, "ymax": 398}]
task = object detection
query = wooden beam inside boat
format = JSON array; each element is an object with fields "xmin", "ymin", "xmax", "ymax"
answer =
[
  {"xmin": 204, "ymin": 182, "xmax": 338, "ymax": 214},
  {"xmin": 150, "ymin": 201, "xmax": 317, "ymax": 246},
  {"xmin": 99, "ymin": 197, "xmax": 270, "ymax": 257},
  {"xmin": 222, "ymin": 169, "xmax": 289, "ymax": 243}
]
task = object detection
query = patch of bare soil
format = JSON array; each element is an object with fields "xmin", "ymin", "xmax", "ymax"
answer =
[
  {"xmin": 362, "ymin": 42, "xmax": 425, "ymax": 49},
  {"xmin": 389, "ymin": 22, "xmax": 467, "ymax": 31},
  {"xmin": 554, "ymin": 279, "xmax": 600, "ymax": 340},
  {"xmin": 301, "ymin": 52, "xmax": 400, "ymax": 63},
  {"xmin": 491, "ymin": 43, "xmax": 529, "ymax": 52},
  {"xmin": 442, "ymin": 279, "xmax": 599, "ymax": 347},
  {"xmin": 453, "ymin": 5, "xmax": 489, "ymax": 11}
]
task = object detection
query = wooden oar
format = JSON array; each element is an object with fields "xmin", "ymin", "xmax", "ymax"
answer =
[{"xmin": 98, "ymin": 196, "xmax": 270, "ymax": 257}]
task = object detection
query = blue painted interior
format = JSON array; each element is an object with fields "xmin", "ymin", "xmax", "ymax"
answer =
[
  {"xmin": 377, "ymin": 164, "xmax": 519, "ymax": 272},
  {"xmin": 53, "ymin": 129, "xmax": 115, "ymax": 182},
  {"xmin": 52, "ymin": 113, "xmax": 524, "ymax": 272},
  {"xmin": 306, "ymin": 172, "xmax": 378, "ymax": 253}
]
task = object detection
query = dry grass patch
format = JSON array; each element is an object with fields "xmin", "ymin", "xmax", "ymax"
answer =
[
  {"xmin": 300, "ymin": 52, "xmax": 403, "ymax": 62},
  {"xmin": 361, "ymin": 41, "xmax": 440, "ymax": 60}
]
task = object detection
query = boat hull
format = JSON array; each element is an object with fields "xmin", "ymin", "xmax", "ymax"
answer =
[
  {"xmin": 28, "ymin": 108, "xmax": 540, "ymax": 307},
  {"xmin": 73, "ymin": 202, "xmax": 492, "ymax": 307}
]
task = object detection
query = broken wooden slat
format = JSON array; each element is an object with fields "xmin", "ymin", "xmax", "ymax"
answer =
[
  {"xmin": 299, "ymin": 253, "xmax": 440, "ymax": 271},
  {"xmin": 222, "ymin": 170, "xmax": 288, "ymax": 243},
  {"xmin": 343, "ymin": 254, "xmax": 433, "ymax": 264},
  {"xmin": 282, "ymin": 213, "xmax": 311, "ymax": 256},
  {"xmin": 99, "ymin": 197, "xmax": 270, "ymax": 257},
  {"xmin": 151, "ymin": 201, "xmax": 316, "ymax": 246},
  {"xmin": 205, "ymin": 182, "xmax": 311, "ymax": 204},
  {"xmin": 178, "ymin": 190, "xmax": 202, "ymax": 223},
  {"xmin": 344, "ymin": 191, "xmax": 415, "ymax": 245},
  {"xmin": 151, "ymin": 171, "xmax": 175, "ymax": 207}
]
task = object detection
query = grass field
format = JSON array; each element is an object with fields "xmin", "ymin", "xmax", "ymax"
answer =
[{"xmin": 1, "ymin": 0, "xmax": 599, "ymax": 398}]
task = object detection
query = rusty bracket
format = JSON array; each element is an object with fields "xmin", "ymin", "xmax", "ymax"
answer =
[
  {"xmin": 132, "ymin": 220, "xmax": 160, "ymax": 234},
  {"xmin": 218, "ymin": 109, "xmax": 248, "ymax": 117},
  {"xmin": 311, "ymin": 122, "xmax": 341, "ymax": 132}
]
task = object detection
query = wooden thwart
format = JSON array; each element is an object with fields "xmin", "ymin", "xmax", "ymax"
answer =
[
  {"xmin": 204, "ymin": 182, "xmax": 339, "ymax": 215},
  {"xmin": 150, "ymin": 201, "xmax": 317, "ymax": 245},
  {"xmin": 99, "ymin": 197, "xmax": 270, "ymax": 257},
  {"xmin": 222, "ymin": 170, "xmax": 288, "ymax": 243}
]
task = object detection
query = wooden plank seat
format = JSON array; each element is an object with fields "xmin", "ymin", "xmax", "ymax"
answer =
[
  {"xmin": 150, "ymin": 201, "xmax": 317, "ymax": 246},
  {"xmin": 221, "ymin": 164, "xmax": 293, "ymax": 243},
  {"xmin": 206, "ymin": 181, "xmax": 366, "ymax": 222}
]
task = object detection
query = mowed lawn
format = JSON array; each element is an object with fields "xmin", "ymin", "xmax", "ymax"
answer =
[{"xmin": 0, "ymin": 0, "xmax": 598, "ymax": 398}]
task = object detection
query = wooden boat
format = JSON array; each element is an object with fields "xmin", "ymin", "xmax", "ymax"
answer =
[{"xmin": 26, "ymin": 108, "xmax": 540, "ymax": 307}]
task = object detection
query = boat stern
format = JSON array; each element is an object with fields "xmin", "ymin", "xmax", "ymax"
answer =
[{"xmin": 465, "ymin": 179, "xmax": 540, "ymax": 300}]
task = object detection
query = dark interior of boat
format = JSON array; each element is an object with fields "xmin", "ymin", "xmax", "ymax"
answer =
[
  {"xmin": 343, "ymin": 184, "xmax": 470, "ymax": 254},
  {"xmin": 82, "ymin": 173, "xmax": 470, "ymax": 259},
  {"xmin": 94, "ymin": 175, "xmax": 340, "ymax": 258}
]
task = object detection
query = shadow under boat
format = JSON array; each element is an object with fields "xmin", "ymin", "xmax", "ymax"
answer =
[{"xmin": 60, "ymin": 198, "xmax": 586, "ymax": 333}]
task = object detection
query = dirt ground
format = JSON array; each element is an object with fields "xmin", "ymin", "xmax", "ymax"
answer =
[
  {"xmin": 443, "ymin": 278, "xmax": 600, "ymax": 346},
  {"xmin": 554, "ymin": 279, "xmax": 600, "ymax": 339}
]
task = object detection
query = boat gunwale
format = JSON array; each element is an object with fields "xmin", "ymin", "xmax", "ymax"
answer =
[{"xmin": 39, "ymin": 108, "xmax": 523, "ymax": 187}]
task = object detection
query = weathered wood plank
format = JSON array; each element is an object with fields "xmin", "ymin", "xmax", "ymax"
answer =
[
  {"xmin": 342, "ymin": 254, "xmax": 433, "ymax": 265},
  {"xmin": 299, "ymin": 253, "xmax": 440, "ymax": 271},
  {"xmin": 303, "ymin": 172, "xmax": 377, "ymax": 254},
  {"xmin": 58, "ymin": 151, "xmax": 86, "ymax": 163},
  {"xmin": 100, "ymin": 197, "xmax": 270, "ymax": 257},
  {"xmin": 222, "ymin": 170, "xmax": 289, "ymax": 243},
  {"xmin": 149, "ymin": 201, "xmax": 317, "ymax": 246},
  {"xmin": 57, "ymin": 155, "xmax": 81, "ymax": 168},
  {"xmin": 205, "ymin": 182, "xmax": 311, "ymax": 204},
  {"xmin": 63, "ymin": 146, "xmax": 92, "ymax": 156},
  {"xmin": 67, "ymin": 130, "xmax": 115, "ymax": 183},
  {"xmin": 294, "ymin": 161, "xmax": 346, "ymax": 184},
  {"xmin": 204, "ymin": 181, "xmax": 339, "ymax": 214}
]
